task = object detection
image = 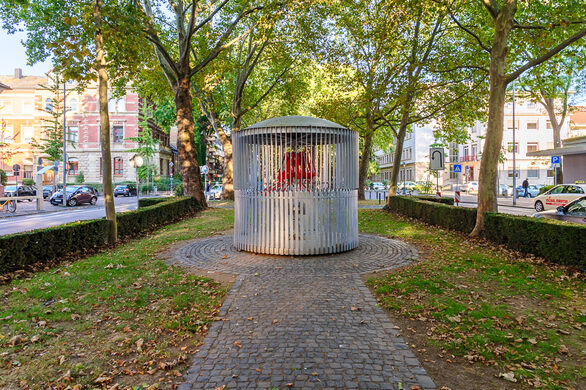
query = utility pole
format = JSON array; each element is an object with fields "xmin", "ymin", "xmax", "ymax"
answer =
[
  {"xmin": 512, "ymin": 81, "xmax": 517, "ymax": 206},
  {"xmin": 62, "ymin": 79, "xmax": 67, "ymax": 206}
]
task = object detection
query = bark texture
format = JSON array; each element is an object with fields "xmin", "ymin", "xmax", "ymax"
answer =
[
  {"xmin": 175, "ymin": 76, "xmax": 207, "ymax": 206},
  {"xmin": 94, "ymin": 0, "xmax": 117, "ymax": 243},
  {"xmin": 541, "ymin": 97, "xmax": 564, "ymax": 184},
  {"xmin": 471, "ymin": 2, "xmax": 516, "ymax": 237},
  {"xmin": 358, "ymin": 115, "xmax": 374, "ymax": 200}
]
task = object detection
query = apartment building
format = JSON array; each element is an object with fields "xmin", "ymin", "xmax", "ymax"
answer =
[
  {"xmin": 448, "ymin": 99, "xmax": 571, "ymax": 187},
  {"xmin": 374, "ymin": 123, "xmax": 445, "ymax": 185},
  {"xmin": 0, "ymin": 69, "xmax": 173, "ymax": 185}
]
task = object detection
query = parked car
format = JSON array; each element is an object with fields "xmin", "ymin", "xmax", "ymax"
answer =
[
  {"xmin": 464, "ymin": 181, "xmax": 479, "ymax": 192},
  {"xmin": 533, "ymin": 184, "xmax": 586, "ymax": 212},
  {"xmin": 42, "ymin": 185, "xmax": 54, "ymax": 199},
  {"xmin": 533, "ymin": 196, "xmax": 586, "ymax": 225},
  {"xmin": 114, "ymin": 184, "xmax": 137, "ymax": 197},
  {"xmin": 396, "ymin": 181, "xmax": 417, "ymax": 190},
  {"xmin": 209, "ymin": 185, "xmax": 223, "ymax": 200},
  {"xmin": 370, "ymin": 181, "xmax": 387, "ymax": 190},
  {"xmin": 3, "ymin": 185, "xmax": 37, "ymax": 201},
  {"xmin": 498, "ymin": 184, "xmax": 513, "ymax": 197},
  {"xmin": 50, "ymin": 185, "xmax": 98, "ymax": 206},
  {"xmin": 515, "ymin": 184, "xmax": 541, "ymax": 198}
]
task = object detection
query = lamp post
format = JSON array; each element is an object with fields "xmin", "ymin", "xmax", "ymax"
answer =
[
  {"xmin": 62, "ymin": 80, "xmax": 67, "ymax": 206},
  {"xmin": 512, "ymin": 80, "xmax": 517, "ymax": 206},
  {"xmin": 169, "ymin": 161, "xmax": 174, "ymax": 195},
  {"xmin": 129, "ymin": 154, "xmax": 144, "ymax": 208}
]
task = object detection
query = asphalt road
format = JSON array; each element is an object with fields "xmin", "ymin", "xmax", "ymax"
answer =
[{"xmin": 0, "ymin": 196, "xmax": 140, "ymax": 236}]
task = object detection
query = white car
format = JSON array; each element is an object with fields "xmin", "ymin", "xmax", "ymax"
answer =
[
  {"xmin": 208, "ymin": 185, "xmax": 223, "ymax": 200},
  {"xmin": 370, "ymin": 182, "xmax": 387, "ymax": 190},
  {"xmin": 533, "ymin": 184, "xmax": 586, "ymax": 212}
]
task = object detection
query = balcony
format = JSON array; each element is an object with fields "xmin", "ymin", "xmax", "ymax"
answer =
[{"xmin": 459, "ymin": 155, "xmax": 477, "ymax": 162}]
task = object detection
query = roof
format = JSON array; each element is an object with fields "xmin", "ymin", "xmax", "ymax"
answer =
[
  {"xmin": 527, "ymin": 136, "xmax": 586, "ymax": 157},
  {"xmin": 0, "ymin": 82, "xmax": 11, "ymax": 91},
  {"xmin": 246, "ymin": 116, "xmax": 347, "ymax": 130},
  {"xmin": 0, "ymin": 75, "xmax": 47, "ymax": 90}
]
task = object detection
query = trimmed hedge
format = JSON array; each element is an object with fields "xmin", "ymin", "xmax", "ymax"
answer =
[
  {"xmin": 0, "ymin": 219, "xmax": 109, "ymax": 274},
  {"xmin": 0, "ymin": 197, "xmax": 201, "ymax": 274},
  {"xmin": 484, "ymin": 212, "xmax": 586, "ymax": 270},
  {"xmin": 138, "ymin": 197, "xmax": 170, "ymax": 208},
  {"xmin": 386, "ymin": 196, "xmax": 586, "ymax": 269},
  {"xmin": 385, "ymin": 196, "xmax": 476, "ymax": 232},
  {"xmin": 415, "ymin": 195, "xmax": 455, "ymax": 205},
  {"xmin": 118, "ymin": 197, "xmax": 201, "ymax": 237}
]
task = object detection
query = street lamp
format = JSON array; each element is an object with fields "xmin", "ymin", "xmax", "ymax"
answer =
[
  {"xmin": 512, "ymin": 80, "xmax": 517, "ymax": 206},
  {"xmin": 129, "ymin": 154, "xmax": 143, "ymax": 208}
]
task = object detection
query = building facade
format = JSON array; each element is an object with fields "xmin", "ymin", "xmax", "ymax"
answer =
[{"xmin": 0, "ymin": 69, "xmax": 173, "ymax": 186}]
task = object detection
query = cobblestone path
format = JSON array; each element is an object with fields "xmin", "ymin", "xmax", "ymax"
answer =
[{"xmin": 173, "ymin": 234, "xmax": 436, "ymax": 390}]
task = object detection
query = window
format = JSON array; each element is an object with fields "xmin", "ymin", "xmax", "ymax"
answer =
[
  {"xmin": 526, "ymin": 101, "xmax": 535, "ymax": 109},
  {"xmin": 67, "ymin": 125, "xmax": 79, "ymax": 143},
  {"xmin": 68, "ymin": 98, "xmax": 78, "ymax": 112},
  {"xmin": 22, "ymin": 126, "xmax": 34, "ymax": 143},
  {"xmin": 113, "ymin": 125, "xmax": 124, "ymax": 143},
  {"xmin": 45, "ymin": 98, "xmax": 53, "ymax": 111},
  {"xmin": 508, "ymin": 170, "xmax": 520, "ymax": 178},
  {"xmin": 527, "ymin": 142, "xmax": 539, "ymax": 153},
  {"xmin": 471, "ymin": 144, "xmax": 477, "ymax": 158},
  {"xmin": 527, "ymin": 169, "xmax": 539, "ymax": 178},
  {"xmin": 1, "ymin": 125, "xmax": 14, "ymax": 143},
  {"xmin": 526, "ymin": 121, "xmax": 538, "ymax": 130},
  {"xmin": 402, "ymin": 147, "xmax": 412, "ymax": 161},
  {"xmin": 113, "ymin": 157, "xmax": 123, "ymax": 175},
  {"xmin": 22, "ymin": 100, "xmax": 33, "ymax": 113},
  {"xmin": 108, "ymin": 98, "xmax": 125, "ymax": 112},
  {"xmin": 0, "ymin": 100, "xmax": 13, "ymax": 113},
  {"xmin": 68, "ymin": 160, "xmax": 79, "ymax": 175},
  {"xmin": 565, "ymin": 185, "xmax": 584, "ymax": 194},
  {"xmin": 506, "ymin": 120, "xmax": 519, "ymax": 130},
  {"xmin": 507, "ymin": 142, "xmax": 519, "ymax": 153},
  {"xmin": 547, "ymin": 169, "xmax": 555, "ymax": 178},
  {"xmin": 546, "ymin": 120, "xmax": 553, "ymax": 130},
  {"xmin": 405, "ymin": 131, "xmax": 413, "ymax": 140}
]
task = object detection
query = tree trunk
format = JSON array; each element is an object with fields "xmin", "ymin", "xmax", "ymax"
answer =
[
  {"xmin": 387, "ymin": 101, "xmax": 412, "ymax": 198},
  {"xmin": 471, "ymin": 5, "xmax": 515, "ymax": 237},
  {"xmin": 358, "ymin": 115, "xmax": 375, "ymax": 200},
  {"xmin": 94, "ymin": 0, "xmax": 117, "ymax": 244},
  {"xmin": 541, "ymin": 97, "xmax": 564, "ymax": 184},
  {"xmin": 174, "ymin": 76, "xmax": 207, "ymax": 206},
  {"xmin": 217, "ymin": 127, "xmax": 234, "ymax": 200}
]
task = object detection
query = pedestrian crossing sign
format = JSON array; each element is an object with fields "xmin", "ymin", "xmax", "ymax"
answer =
[{"xmin": 453, "ymin": 164, "xmax": 462, "ymax": 173}]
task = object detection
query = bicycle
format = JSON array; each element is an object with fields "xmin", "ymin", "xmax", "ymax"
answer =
[{"xmin": 0, "ymin": 197, "xmax": 17, "ymax": 213}]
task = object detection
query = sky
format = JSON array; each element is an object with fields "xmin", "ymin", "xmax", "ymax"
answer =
[{"xmin": 0, "ymin": 29, "xmax": 52, "ymax": 77}]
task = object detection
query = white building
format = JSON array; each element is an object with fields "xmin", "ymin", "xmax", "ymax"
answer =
[{"xmin": 373, "ymin": 99, "xmax": 573, "ymax": 188}]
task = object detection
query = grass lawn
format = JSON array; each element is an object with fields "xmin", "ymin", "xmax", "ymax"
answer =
[
  {"xmin": 361, "ymin": 209, "xmax": 585, "ymax": 390},
  {"xmin": 0, "ymin": 208, "xmax": 234, "ymax": 389}
]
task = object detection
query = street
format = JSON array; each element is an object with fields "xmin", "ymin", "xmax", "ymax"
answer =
[
  {"xmin": 364, "ymin": 189, "xmax": 537, "ymax": 216},
  {"xmin": 0, "ymin": 195, "xmax": 140, "ymax": 236}
]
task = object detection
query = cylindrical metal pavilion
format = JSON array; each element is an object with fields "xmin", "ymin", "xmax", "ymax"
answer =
[{"xmin": 233, "ymin": 116, "xmax": 359, "ymax": 255}]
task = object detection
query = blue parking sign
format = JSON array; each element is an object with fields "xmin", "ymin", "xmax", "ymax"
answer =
[
  {"xmin": 453, "ymin": 164, "xmax": 462, "ymax": 173},
  {"xmin": 551, "ymin": 156, "xmax": 560, "ymax": 164}
]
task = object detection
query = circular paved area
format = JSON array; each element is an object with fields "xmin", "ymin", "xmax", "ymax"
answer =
[{"xmin": 173, "ymin": 234, "xmax": 436, "ymax": 390}]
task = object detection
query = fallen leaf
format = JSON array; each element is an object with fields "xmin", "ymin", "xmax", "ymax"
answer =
[
  {"xmin": 272, "ymin": 319, "xmax": 278, "ymax": 324},
  {"xmin": 558, "ymin": 345, "xmax": 569, "ymax": 354},
  {"xmin": 498, "ymin": 372, "xmax": 517, "ymax": 382},
  {"xmin": 57, "ymin": 355, "xmax": 66, "ymax": 365},
  {"xmin": 234, "ymin": 341, "xmax": 242, "ymax": 349},
  {"xmin": 94, "ymin": 376, "xmax": 112, "ymax": 384},
  {"xmin": 8, "ymin": 335, "xmax": 23, "ymax": 346},
  {"xmin": 350, "ymin": 306, "xmax": 360, "ymax": 311},
  {"xmin": 136, "ymin": 338, "xmax": 144, "ymax": 351}
]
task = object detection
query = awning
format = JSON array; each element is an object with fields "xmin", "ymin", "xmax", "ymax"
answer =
[{"xmin": 527, "ymin": 144, "xmax": 586, "ymax": 157}]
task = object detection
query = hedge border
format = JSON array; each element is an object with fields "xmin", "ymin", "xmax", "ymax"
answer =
[
  {"xmin": 385, "ymin": 196, "xmax": 585, "ymax": 270},
  {"xmin": 138, "ymin": 197, "xmax": 170, "ymax": 208},
  {"xmin": 0, "ymin": 197, "xmax": 202, "ymax": 274}
]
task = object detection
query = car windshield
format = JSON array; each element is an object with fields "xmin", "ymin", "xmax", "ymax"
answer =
[
  {"xmin": 115, "ymin": 185, "xmax": 126, "ymax": 190},
  {"xmin": 4, "ymin": 186, "xmax": 16, "ymax": 191}
]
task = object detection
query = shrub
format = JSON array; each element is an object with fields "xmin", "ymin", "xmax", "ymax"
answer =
[
  {"xmin": 174, "ymin": 183, "xmax": 184, "ymax": 196},
  {"xmin": 538, "ymin": 185, "xmax": 554, "ymax": 195},
  {"xmin": 22, "ymin": 178, "xmax": 35, "ymax": 186},
  {"xmin": 415, "ymin": 195, "xmax": 454, "ymax": 205},
  {"xmin": 75, "ymin": 171, "xmax": 85, "ymax": 184},
  {"xmin": 138, "ymin": 197, "xmax": 169, "ymax": 207},
  {"xmin": 385, "ymin": 196, "xmax": 475, "ymax": 232},
  {"xmin": 0, "ymin": 169, "xmax": 6, "ymax": 185},
  {"xmin": 385, "ymin": 196, "xmax": 585, "ymax": 269},
  {"xmin": 0, "ymin": 197, "xmax": 201, "ymax": 275},
  {"xmin": 484, "ymin": 212, "xmax": 586, "ymax": 269},
  {"xmin": 0, "ymin": 219, "xmax": 109, "ymax": 274}
]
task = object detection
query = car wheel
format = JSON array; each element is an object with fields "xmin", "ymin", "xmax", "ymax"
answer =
[
  {"xmin": 114, "ymin": 194, "xmax": 118, "ymax": 197},
  {"xmin": 68, "ymin": 198, "xmax": 77, "ymax": 207},
  {"xmin": 90, "ymin": 197, "xmax": 97, "ymax": 205},
  {"xmin": 534, "ymin": 201, "xmax": 544, "ymax": 212}
]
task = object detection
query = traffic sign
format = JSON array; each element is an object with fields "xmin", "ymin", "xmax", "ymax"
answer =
[
  {"xmin": 201, "ymin": 165, "xmax": 209, "ymax": 174},
  {"xmin": 12, "ymin": 164, "xmax": 20, "ymax": 172},
  {"xmin": 551, "ymin": 155, "xmax": 561, "ymax": 167},
  {"xmin": 453, "ymin": 164, "xmax": 462, "ymax": 173},
  {"xmin": 429, "ymin": 148, "xmax": 445, "ymax": 170},
  {"xmin": 455, "ymin": 191, "xmax": 461, "ymax": 205}
]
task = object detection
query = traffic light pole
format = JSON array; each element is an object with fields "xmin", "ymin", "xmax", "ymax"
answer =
[{"xmin": 62, "ymin": 81, "xmax": 67, "ymax": 206}]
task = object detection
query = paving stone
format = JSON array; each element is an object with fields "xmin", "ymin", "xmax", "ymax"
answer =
[{"xmin": 172, "ymin": 234, "xmax": 436, "ymax": 389}]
